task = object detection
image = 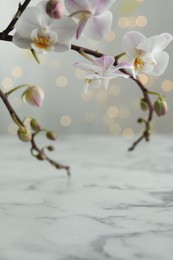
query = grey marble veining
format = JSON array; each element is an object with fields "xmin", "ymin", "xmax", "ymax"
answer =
[{"xmin": 0, "ymin": 134, "xmax": 173, "ymax": 260}]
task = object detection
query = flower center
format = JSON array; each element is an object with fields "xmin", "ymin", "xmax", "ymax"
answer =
[
  {"xmin": 31, "ymin": 28, "xmax": 58, "ymax": 53},
  {"xmin": 134, "ymin": 56, "xmax": 157, "ymax": 72},
  {"xmin": 134, "ymin": 57, "xmax": 144, "ymax": 71}
]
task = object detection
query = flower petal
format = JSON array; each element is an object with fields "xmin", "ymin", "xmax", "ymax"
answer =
[
  {"xmin": 137, "ymin": 33, "xmax": 173, "ymax": 55},
  {"xmin": 123, "ymin": 31, "xmax": 146, "ymax": 58},
  {"xmin": 76, "ymin": 17, "xmax": 90, "ymax": 39},
  {"xmin": 15, "ymin": 7, "xmax": 42, "ymax": 36},
  {"xmin": 36, "ymin": 0, "xmax": 52, "ymax": 26},
  {"xmin": 74, "ymin": 62, "xmax": 103, "ymax": 74},
  {"xmin": 147, "ymin": 51, "xmax": 169, "ymax": 76},
  {"xmin": 106, "ymin": 71, "xmax": 129, "ymax": 78},
  {"xmin": 94, "ymin": 0, "xmax": 116, "ymax": 15},
  {"xmin": 100, "ymin": 78, "xmax": 110, "ymax": 89},
  {"xmin": 13, "ymin": 33, "xmax": 32, "ymax": 49},
  {"xmin": 50, "ymin": 15, "xmax": 76, "ymax": 43},
  {"xmin": 84, "ymin": 11, "xmax": 112, "ymax": 40},
  {"xmin": 94, "ymin": 55, "xmax": 115, "ymax": 71},
  {"xmin": 54, "ymin": 42, "xmax": 70, "ymax": 52},
  {"xmin": 64, "ymin": 0, "xmax": 90, "ymax": 14}
]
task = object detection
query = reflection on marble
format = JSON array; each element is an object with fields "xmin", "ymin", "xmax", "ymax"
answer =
[{"xmin": 0, "ymin": 134, "xmax": 173, "ymax": 260}]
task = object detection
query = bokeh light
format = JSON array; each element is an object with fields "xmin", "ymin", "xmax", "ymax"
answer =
[
  {"xmin": 60, "ymin": 115, "xmax": 72, "ymax": 127},
  {"xmin": 56, "ymin": 76, "xmax": 68, "ymax": 88}
]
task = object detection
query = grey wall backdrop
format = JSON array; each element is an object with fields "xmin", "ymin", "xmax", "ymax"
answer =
[{"xmin": 0, "ymin": 0, "xmax": 173, "ymax": 140}]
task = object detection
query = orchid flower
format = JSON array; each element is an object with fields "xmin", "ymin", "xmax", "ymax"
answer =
[
  {"xmin": 13, "ymin": 1, "xmax": 76, "ymax": 54},
  {"xmin": 123, "ymin": 31, "xmax": 173, "ymax": 77},
  {"xmin": 64, "ymin": 0, "xmax": 116, "ymax": 40},
  {"xmin": 74, "ymin": 55, "xmax": 132, "ymax": 92}
]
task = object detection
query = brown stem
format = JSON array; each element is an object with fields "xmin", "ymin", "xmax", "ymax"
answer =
[
  {"xmin": 71, "ymin": 44, "xmax": 118, "ymax": 65},
  {"xmin": 128, "ymin": 74, "xmax": 154, "ymax": 151},
  {"xmin": 31, "ymin": 134, "xmax": 70, "ymax": 175},
  {"xmin": 0, "ymin": 0, "xmax": 31, "ymax": 40},
  {"xmin": 71, "ymin": 44, "xmax": 104, "ymax": 58},
  {"xmin": 0, "ymin": 89, "xmax": 24, "ymax": 126},
  {"xmin": 0, "ymin": 88, "xmax": 70, "ymax": 175}
]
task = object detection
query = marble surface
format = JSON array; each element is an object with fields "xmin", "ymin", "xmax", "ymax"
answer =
[{"xmin": 0, "ymin": 134, "xmax": 173, "ymax": 260}]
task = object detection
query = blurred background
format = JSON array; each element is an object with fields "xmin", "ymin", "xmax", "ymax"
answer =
[{"xmin": 0, "ymin": 0, "xmax": 173, "ymax": 140}]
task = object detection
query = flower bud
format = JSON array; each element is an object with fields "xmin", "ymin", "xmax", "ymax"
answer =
[
  {"xmin": 30, "ymin": 118, "xmax": 41, "ymax": 131},
  {"xmin": 47, "ymin": 145, "xmax": 55, "ymax": 151},
  {"xmin": 17, "ymin": 127, "xmax": 32, "ymax": 142},
  {"xmin": 46, "ymin": 0, "xmax": 64, "ymax": 19},
  {"xmin": 22, "ymin": 85, "xmax": 45, "ymax": 107},
  {"xmin": 137, "ymin": 118, "xmax": 143, "ymax": 123},
  {"xmin": 46, "ymin": 131, "xmax": 57, "ymax": 140},
  {"xmin": 154, "ymin": 97, "xmax": 168, "ymax": 117},
  {"xmin": 140, "ymin": 98, "xmax": 148, "ymax": 111},
  {"xmin": 36, "ymin": 153, "xmax": 46, "ymax": 160}
]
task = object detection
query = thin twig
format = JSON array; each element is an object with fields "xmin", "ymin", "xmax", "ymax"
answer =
[
  {"xmin": 31, "ymin": 134, "xmax": 70, "ymax": 175},
  {"xmin": 0, "ymin": 89, "xmax": 24, "ymax": 126},
  {"xmin": 0, "ymin": 89, "xmax": 70, "ymax": 174},
  {"xmin": 0, "ymin": 0, "xmax": 31, "ymax": 38}
]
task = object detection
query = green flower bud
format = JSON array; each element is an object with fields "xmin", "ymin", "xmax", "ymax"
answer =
[
  {"xmin": 36, "ymin": 153, "xmax": 46, "ymax": 160},
  {"xmin": 17, "ymin": 127, "xmax": 32, "ymax": 142},
  {"xmin": 47, "ymin": 146, "xmax": 55, "ymax": 151},
  {"xmin": 137, "ymin": 118, "xmax": 143, "ymax": 123},
  {"xmin": 46, "ymin": 131, "xmax": 57, "ymax": 140},
  {"xmin": 30, "ymin": 118, "xmax": 41, "ymax": 131},
  {"xmin": 140, "ymin": 98, "xmax": 148, "ymax": 111},
  {"xmin": 154, "ymin": 97, "xmax": 168, "ymax": 117}
]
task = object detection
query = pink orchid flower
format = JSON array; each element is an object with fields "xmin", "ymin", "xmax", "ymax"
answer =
[
  {"xmin": 64, "ymin": 0, "xmax": 116, "ymax": 40},
  {"xmin": 74, "ymin": 55, "xmax": 132, "ymax": 92}
]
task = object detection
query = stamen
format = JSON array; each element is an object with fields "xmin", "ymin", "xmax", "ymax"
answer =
[
  {"xmin": 31, "ymin": 29, "xmax": 58, "ymax": 52},
  {"xmin": 134, "ymin": 57, "xmax": 144, "ymax": 71}
]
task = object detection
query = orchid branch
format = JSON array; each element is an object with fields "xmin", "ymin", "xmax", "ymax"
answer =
[
  {"xmin": 0, "ymin": 0, "xmax": 31, "ymax": 41},
  {"xmin": 117, "ymin": 69, "xmax": 154, "ymax": 151},
  {"xmin": 128, "ymin": 74, "xmax": 154, "ymax": 150},
  {"xmin": 70, "ymin": 46, "xmax": 155, "ymax": 150},
  {"xmin": 0, "ymin": 88, "xmax": 70, "ymax": 175}
]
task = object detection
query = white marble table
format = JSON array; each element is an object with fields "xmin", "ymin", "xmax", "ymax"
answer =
[{"xmin": 0, "ymin": 134, "xmax": 173, "ymax": 260}]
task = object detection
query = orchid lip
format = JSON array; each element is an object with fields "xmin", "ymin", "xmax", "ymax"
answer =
[{"xmin": 31, "ymin": 28, "xmax": 58, "ymax": 52}]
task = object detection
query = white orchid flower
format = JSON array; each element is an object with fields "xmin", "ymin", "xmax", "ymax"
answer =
[
  {"xmin": 13, "ymin": 1, "xmax": 76, "ymax": 54},
  {"xmin": 74, "ymin": 55, "xmax": 132, "ymax": 92},
  {"xmin": 64, "ymin": 0, "xmax": 116, "ymax": 40},
  {"xmin": 123, "ymin": 31, "xmax": 173, "ymax": 77}
]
